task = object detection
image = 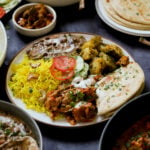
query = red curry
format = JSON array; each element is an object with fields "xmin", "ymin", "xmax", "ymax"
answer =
[{"xmin": 113, "ymin": 115, "xmax": 150, "ymax": 150}]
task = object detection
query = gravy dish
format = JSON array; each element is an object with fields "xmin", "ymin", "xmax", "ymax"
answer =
[
  {"xmin": 0, "ymin": 100, "xmax": 42, "ymax": 149},
  {"xmin": 99, "ymin": 92, "xmax": 150, "ymax": 150}
]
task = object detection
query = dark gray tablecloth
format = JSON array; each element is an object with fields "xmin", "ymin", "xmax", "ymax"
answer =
[{"xmin": 0, "ymin": 0, "xmax": 150, "ymax": 149}]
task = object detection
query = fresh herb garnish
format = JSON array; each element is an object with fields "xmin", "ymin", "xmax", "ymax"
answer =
[{"xmin": 29, "ymin": 87, "xmax": 33, "ymax": 93}]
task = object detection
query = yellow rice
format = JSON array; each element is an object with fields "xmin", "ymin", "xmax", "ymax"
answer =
[{"xmin": 8, "ymin": 55, "xmax": 61, "ymax": 114}]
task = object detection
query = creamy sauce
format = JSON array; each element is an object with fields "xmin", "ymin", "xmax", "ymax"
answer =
[
  {"xmin": 74, "ymin": 101, "xmax": 88, "ymax": 108},
  {"xmin": 71, "ymin": 76, "xmax": 96, "ymax": 88}
]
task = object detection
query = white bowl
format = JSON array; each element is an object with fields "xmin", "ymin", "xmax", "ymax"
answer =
[
  {"xmin": 26, "ymin": 0, "xmax": 80, "ymax": 7},
  {"xmin": 12, "ymin": 3, "xmax": 57, "ymax": 37}
]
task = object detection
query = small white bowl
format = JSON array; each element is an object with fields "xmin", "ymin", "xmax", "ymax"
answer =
[
  {"xmin": 26, "ymin": 0, "xmax": 80, "ymax": 7},
  {"xmin": 12, "ymin": 3, "xmax": 57, "ymax": 37}
]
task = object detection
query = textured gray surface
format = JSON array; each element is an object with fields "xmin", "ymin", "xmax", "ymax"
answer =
[{"xmin": 0, "ymin": 0, "xmax": 150, "ymax": 149}]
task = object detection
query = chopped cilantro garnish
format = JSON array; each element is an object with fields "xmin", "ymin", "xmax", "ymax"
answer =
[{"xmin": 5, "ymin": 129, "xmax": 12, "ymax": 135}]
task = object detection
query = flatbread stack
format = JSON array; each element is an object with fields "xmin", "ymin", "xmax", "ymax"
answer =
[
  {"xmin": 103, "ymin": 0, "xmax": 150, "ymax": 30},
  {"xmin": 96, "ymin": 62, "xmax": 145, "ymax": 115}
]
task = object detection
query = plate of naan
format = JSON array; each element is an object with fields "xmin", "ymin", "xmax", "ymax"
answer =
[
  {"xmin": 95, "ymin": 0, "xmax": 150, "ymax": 37},
  {"xmin": 0, "ymin": 21, "xmax": 7, "ymax": 67},
  {"xmin": 6, "ymin": 32, "xmax": 145, "ymax": 127}
]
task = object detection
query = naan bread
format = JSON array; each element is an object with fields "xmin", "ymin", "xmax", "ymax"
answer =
[
  {"xmin": 110, "ymin": 0, "xmax": 150, "ymax": 25},
  {"xmin": 96, "ymin": 62, "xmax": 145, "ymax": 115},
  {"xmin": 103, "ymin": 0, "xmax": 150, "ymax": 30},
  {"xmin": 1, "ymin": 136, "xmax": 39, "ymax": 150}
]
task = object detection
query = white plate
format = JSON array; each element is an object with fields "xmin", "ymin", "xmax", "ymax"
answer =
[
  {"xmin": 95, "ymin": 0, "xmax": 150, "ymax": 37},
  {"xmin": 6, "ymin": 33, "xmax": 138, "ymax": 127},
  {"xmin": 0, "ymin": 21, "xmax": 7, "ymax": 67}
]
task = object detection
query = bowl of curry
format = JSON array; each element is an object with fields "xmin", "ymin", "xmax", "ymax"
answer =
[
  {"xmin": 99, "ymin": 92, "xmax": 150, "ymax": 150},
  {"xmin": 12, "ymin": 3, "xmax": 56, "ymax": 37},
  {"xmin": 0, "ymin": 100, "xmax": 42, "ymax": 149}
]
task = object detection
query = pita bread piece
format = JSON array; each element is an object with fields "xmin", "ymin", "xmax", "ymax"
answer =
[{"xmin": 96, "ymin": 62, "xmax": 145, "ymax": 115}]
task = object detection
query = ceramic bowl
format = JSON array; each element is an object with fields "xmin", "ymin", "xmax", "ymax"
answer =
[
  {"xmin": 0, "ymin": 100, "xmax": 43, "ymax": 149},
  {"xmin": 99, "ymin": 92, "xmax": 150, "ymax": 150},
  {"xmin": 12, "ymin": 3, "xmax": 57, "ymax": 37},
  {"xmin": 26, "ymin": 0, "xmax": 80, "ymax": 7}
]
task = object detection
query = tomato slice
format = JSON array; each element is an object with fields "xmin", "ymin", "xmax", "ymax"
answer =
[
  {"xmin": 50, "ymin": 64, "xmax": 74, "ymax": 81},
  {"xmin": 53, "ymin": 56, "xmax": 76, "ymax": 72},
  {"xmin": 0, "ymin": 7, "xmax": 6, "ymax": 19}
]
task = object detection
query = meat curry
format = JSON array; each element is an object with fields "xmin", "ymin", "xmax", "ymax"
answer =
[{"xmin": 113, "ymin": 115, "xmax": 150, "ymax": 150}]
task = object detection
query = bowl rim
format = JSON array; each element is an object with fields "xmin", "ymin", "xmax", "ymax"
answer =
[
  {"xmin": 12, "ymin": 3, "xmax": 57, "ymax": 32},
  {"xmin": 99, "ymin": 92, "xmax": 150, "ymax": 150},
  {"xmin": 0, "ymin": 100, "xmax": 43, "ymax": 150}
]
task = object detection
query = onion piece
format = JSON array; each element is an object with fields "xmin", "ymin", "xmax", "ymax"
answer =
[
  {"xmin": 79, "ymin": 0, "xmax": 85, "ymax": 10},
  {"xmin": 139, "ymin": 37, "xmax": 150, "ymax": 46},
  {"xmin": 39, "ymin": 89, "xmax": 46, "ymax": 103}
]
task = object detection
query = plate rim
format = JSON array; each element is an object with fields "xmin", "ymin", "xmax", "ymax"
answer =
[
  {"xmin": 0, "ymin": 21, "xmax": 7, "ymax": 67},
  {"xmin": 95, "ymin": 0, "xmax": 150, "ymax": 37},
  {"xmin": 5, "ymin": 32, "xmax": 143, "ymax": 128}
]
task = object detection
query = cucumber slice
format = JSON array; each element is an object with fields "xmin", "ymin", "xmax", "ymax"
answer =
[
  {"xmin": 79, "ymin": 63, "xmax": 89, "ymax": 78},
  {"xmin": 75, "ymin": 56, "xmax": 84, "ymax": 72},
  {"xmin": 1, "ymin": 0, "xmax": 21, "ymax": 13},
  {"xmin": 0, "ymin": 0, "xmax": 10, "ymax": 5}
]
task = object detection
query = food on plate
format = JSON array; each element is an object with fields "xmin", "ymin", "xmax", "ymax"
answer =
[
  {"xmin": 96, "ymin": 62, "xmax": 145, "ymax": 115},
  {"xmin": 99, "ymin": 44, "xmax": 123, "ymax": 59},
  {"xmin": 16, "ymin": 4, "xmax": 54, "ymax": 29},
  {"xmin": 50, "ymin": 56, "xmax": 76, "ymax": 81},
  {"xmin": 0, "ymin": 112, "xmax": 39, "ymax": 149},
  {"xmin": 90, "ymin": 57, "xmax": 106, "ymax": 75},
  {"xmin": 103, "ymin": 0, "xmax": 150, "ymax": 30},
  {"xmin": 99, "ymin": 52, "xmax": 117, "ymax": 71},
  {"xmin": 8, "ymin": 55, "xmax": 60, "ymax": 113},
  {"xmin": 27, "ymin": 34, "xmax": 86, "ymax": 60},
  {"xmin": 112, "ymin": 115, "xmax": 150, "ymax": 150},
  {"xmin": 80, "ymin": 36, "xmax": 101, "ymax": 61},
  {"xmin": 0, "ymin": 0, "xmax": 21, "ymax": 18},
  {"xmin": 45, "ymin": 84, "xmax": 97, "ymax": 125},
  {"xmin": 8, "ymin": 33, "xmax": 145, "ymax": 125}
]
